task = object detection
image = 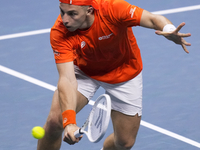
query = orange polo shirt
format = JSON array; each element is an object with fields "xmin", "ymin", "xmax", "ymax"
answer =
[{"xmin": 50, "ymin": 0, "xmax": 144, "ymax": 84}]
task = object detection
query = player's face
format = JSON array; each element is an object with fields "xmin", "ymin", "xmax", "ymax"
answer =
[{"xmin": 59, "ymin": 3, "xmax": 89, "ymax": 32}]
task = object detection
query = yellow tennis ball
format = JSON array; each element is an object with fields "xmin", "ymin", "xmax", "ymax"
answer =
[{"xmin": 32, "ymin": 126, "xmax": 45, "ymax": 139}]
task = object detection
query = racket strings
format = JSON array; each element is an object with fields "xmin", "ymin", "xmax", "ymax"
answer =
[
  {"xmin": 94, "ymin": 107, "xmax": 103, "ymax": 132},
  {"xmin": 89, "ymin": 98, "xmax": 108, "ymax": 141}
]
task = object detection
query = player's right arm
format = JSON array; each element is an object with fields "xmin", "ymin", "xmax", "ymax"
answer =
[
  {"xmin": 50, "ymin": 16, "xmax": 83, "ymax": 144},
  {"xmin": 56, "ymin": 61, "xmax": 77, "ymax": 112},
  {"xmin": 56, "ymin": 61, "xmax": 81, "ymax": 144}
]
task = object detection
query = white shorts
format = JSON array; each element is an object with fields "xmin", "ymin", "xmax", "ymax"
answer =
[{"xmin": 74, "ymin": 66, "xmax": 143, "ymax": 116}]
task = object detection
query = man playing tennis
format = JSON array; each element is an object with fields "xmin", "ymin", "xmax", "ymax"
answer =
[{"xmin": 37, "ymin": 0, "xmax": 191, "ymax": 149}]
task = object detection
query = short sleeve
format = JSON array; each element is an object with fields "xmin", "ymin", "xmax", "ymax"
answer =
[
  {"xmin": 109, "ymin": 0, "xmax": 144, "ymax": 27},
  {"xmin": 50, "ymin": 17, "xmax": 76, "ymax": 64}
]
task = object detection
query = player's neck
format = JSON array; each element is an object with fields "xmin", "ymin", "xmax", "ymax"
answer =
[{"xmin": 79, "ymin": 13, "xmax": 95, "ymax": 31}]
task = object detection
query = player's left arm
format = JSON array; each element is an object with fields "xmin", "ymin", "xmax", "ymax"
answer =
[{"xmin": 140, "ymin": 10, "xmax": 191, "ymax": 53}]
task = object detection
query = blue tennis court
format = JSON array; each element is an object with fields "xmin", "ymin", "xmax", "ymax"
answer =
[{"xmin": 0, "ymin": 0, "xmax": 200, "ymax": 150}]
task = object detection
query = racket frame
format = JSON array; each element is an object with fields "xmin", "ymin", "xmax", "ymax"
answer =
[{"xmin": 74, "ymin": 94, "xmax": 111, "ymax": 143}]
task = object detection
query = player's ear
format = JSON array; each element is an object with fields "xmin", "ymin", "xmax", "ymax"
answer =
[{"xmin": 87, "ymin": 6, "xmax": 94, "ymax": 15}]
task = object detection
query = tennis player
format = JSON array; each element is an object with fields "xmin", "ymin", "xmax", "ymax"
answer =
[{"xmin": 37, "ymin": 0, "xmax": 191, "ymax": 149}]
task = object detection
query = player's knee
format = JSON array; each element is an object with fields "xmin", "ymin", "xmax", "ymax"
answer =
[
  {"xmin": 45, "ymin": 116, "xmax": 63, "ymax": 138},
  {"xmin": 115, "ymin": 138, "xmax": 136, "ymax": 150},
  {"xmin": 47, "ymin": 117, "xmax": 62, "ymax": 130}
]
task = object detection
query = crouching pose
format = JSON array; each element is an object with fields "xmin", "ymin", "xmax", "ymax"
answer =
[{"xmin": 37, "ymin": 0, "xmax": 191, "ymax": 149}]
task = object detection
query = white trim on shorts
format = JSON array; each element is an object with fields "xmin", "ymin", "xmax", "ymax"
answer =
[{"xmin": 74, "ymin": 65, "xmax": 143, "ymax": 116}]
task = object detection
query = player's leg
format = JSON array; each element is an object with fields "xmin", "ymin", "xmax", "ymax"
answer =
[
  {"xmin": 100, "ymin": 72, "xmax": 143, "ymax": 150},
  {"xmin": 37, "ymin": 89, "xmax": 88, "ymax": 150},
  {"xmin": 37, "ymin": 89, "xmax": 62, "ymax": 150},
  {"xmin": 103, "ymin": 111, "xmax": 141, "ymax": 150}
]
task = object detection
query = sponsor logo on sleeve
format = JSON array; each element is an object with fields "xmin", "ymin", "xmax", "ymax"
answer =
[{"xmin": 130, "ymin": 7, "xmax": 136, "ymax": 18}]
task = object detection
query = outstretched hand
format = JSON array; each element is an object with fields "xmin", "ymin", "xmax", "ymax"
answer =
[{"xmin": 155, "ymin": 22, "xmax": 191, "ymax": 53}]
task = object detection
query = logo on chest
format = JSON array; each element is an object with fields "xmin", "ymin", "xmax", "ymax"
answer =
[
  {"xmin": 98, "ymin": 33, "xmax": 113, "ymax": 40},
  {"xmin": 81, "ymin": 41, "xmax": 86, "ymax": 49}
]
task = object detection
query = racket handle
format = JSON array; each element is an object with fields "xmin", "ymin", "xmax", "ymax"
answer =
[{"xmin": 74, "ymin": 128, "xmax": 83, "ymax": 138}]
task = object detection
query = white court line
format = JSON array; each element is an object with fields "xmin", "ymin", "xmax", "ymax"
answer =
[
  {"xmin": 152, "ymin": 4, "xmax": 200, "ymax": 15},
  {"xmin": 0, "ymin": 28, "xmax": 51, "ymax": 40},
  {"xmin": 0, "ymin": 65, "xmax": 200, "ymax": 148},
  {"xmin": 0, "ymin": 65, "xmax": 56, "ymax": 91},
  {"xmin": 0, "ymin": 4, "xmax": 200, "ymax": 40},
  {"xmin": 141, "ymin": 121, "xmax": 200, "ymax": 148}
]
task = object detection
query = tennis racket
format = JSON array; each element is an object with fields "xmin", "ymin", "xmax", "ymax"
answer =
[{"xmin": 74, "ymin": 94, "xmax": 111, "ymax": 143}]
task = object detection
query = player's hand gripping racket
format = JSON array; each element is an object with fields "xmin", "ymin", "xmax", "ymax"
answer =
[{"xmin": 74, "ymin": 94, "xmax": 111, "ymax": 143}]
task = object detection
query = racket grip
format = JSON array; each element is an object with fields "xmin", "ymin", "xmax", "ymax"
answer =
[{"xmin": 74, "ymin": 128, "xmax": 83, "ymax": 138}]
